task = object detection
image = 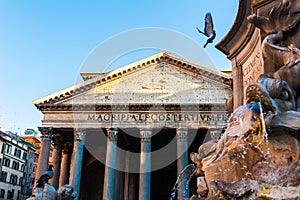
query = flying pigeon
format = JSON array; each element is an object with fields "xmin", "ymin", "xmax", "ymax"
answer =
[
  {"xmin": 196, "ymin": 12, "xmax": 216, "ymax": 48},
  {"xmin": 36, "ymin": 164, "xmax": 54, "ymax": 188}
]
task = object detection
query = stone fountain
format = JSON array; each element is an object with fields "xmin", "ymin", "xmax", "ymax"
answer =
[
  {"xmin": 189, "ymin": 0, "xmax": 300, "ymax": 199},
  {"xmin": 26, "ymin": 184, "xmax": 76, "ymax": 200}
]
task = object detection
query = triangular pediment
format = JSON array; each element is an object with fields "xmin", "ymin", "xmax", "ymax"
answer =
[{"xmin": 33, "ymin": 52, "xmax": 232, "ymax": 109}]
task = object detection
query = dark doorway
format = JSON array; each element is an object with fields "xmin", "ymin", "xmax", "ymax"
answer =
[
  {"xmin": 151, "ymin": 162, "xmax": 177, "ymax": 200},
  {"xmin": 151, "ymin": 128, "xmax": 177, "ymax": 200},
  {"xmin": 80, "ymin": 150, "xmax": 105, "ymax": 200}
]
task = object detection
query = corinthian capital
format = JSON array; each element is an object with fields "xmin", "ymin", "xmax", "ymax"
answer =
[
  {"xmin": 38, "ymin": 127, "xmax": 53, "ymax": 141},
  {"xmin": 106, "ymin": 128, "xmax": 118, "ymax": 141},
  {"xmin": 140, "ymin": 128, "xmax": 152, "ymax": 142},
  {"xmin": 176, "ymin": 128, "xmax": 188, "ymax": 141},
  {"xmin": 52, "ymin": 132, "xmax": 63, "ymax": 147},
  {"xmin": 62, "ymin": 142, "xmax": 73, "ymax": 154},
  {"xmin": 75, "ymin": 128, "xmax": 86, "ymax": 141}
]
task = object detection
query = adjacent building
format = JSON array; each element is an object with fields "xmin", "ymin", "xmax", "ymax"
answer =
[
  {"xmin": 0, "ymin": 130, "xmax": 36, "ymax": 200},
  {"xmin": 20, "ymin": 129, "xmax": 43, "ymax": 199}
]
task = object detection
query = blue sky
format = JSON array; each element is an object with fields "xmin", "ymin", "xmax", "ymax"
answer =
[{"xmin": 0, "ymin": 1, "xmax": 238, "ymax": 133}]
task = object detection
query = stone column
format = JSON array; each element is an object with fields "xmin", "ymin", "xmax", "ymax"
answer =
[
  {"xmin": 128, "ymin": 173, "xmax": 138, "ymax": 200},
  {"xmin": 36, "ymin": 127, "xmax": 53, "ymax": 182},
  {"xmin": 176, "ymin": 128, "xmax": 189, "ymax": 199},
  {"xmin": 124, "ymin": 151, "xmax": 138, "ymax": 200},
  {"xmin": 69, "ymin": 128, "xmax": 86, "ymax": 200},
  {"xmin": 139, "ymin": 128, "xmax": 152, "ymax": 200},
  {"xmin": 114, "ymin": 170, "xmax": 125, "ymax": 200},
  {"xmin": 49, "ymin": 132, "xmax": 63, "ymax": 189},
  {"xmin": 124, "ymin": 152, "xmax": 130, "ymax": 200},
  {"xmin": 114, "ymin": 142, "xmax": 125, "ymax": 200},
  {"xmin": 102, "ymin": 128, "xmax": 118, "ymax": 200},
  {"xmin": 59, "ymin": 142, "xmax": 72, "ymax": 187}
]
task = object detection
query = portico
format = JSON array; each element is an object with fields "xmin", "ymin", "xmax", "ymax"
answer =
[{"xmin": 33, "ymin": 52, "xmax": 232, "ymax": 199}]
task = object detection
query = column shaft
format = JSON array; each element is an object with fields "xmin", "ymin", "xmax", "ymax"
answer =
[
  {"xmin": 69, "ymin": 129, "xmax": 86, "ymax": 200},
  {"xmin": 177, "ymin": 128, "xmax": 189, "ymax": 199},
  {"xmin": 59, "ymin": 142, "xmax": 72, "ymax": 187},
  {"xmin": 124, "ymin": 152, "xmax": 130, "ymax": 200},
  {"xmin": 36, "ymin": 127, "xmax": 52, "ymax": 183},
  {"xmin": 50, "ymin": 146, "xmax": 62, "ymax": 189},
  {"xmin": 114, "ymin": 143, "xmax": 125, "ymax": 200},
  {"xmin": 124, "ymin": 173, "xmax": 129, "ymax": 200},
  {"xmin": 102, "ymin": 128, "xmax": 118, "ymax": 200},
  {"xmin": 129, "ymin": 173, "xmax": 138, "ymax": 200},
  {"xmin": 139, "ymin": 128, "xmax": 152, "ymax": 200},
  {"xmin": 49, "ymin": 132, "xmax": 63, "ymax": 189},
  {"xmin": 114, "ymin": 170, "xmax": 124, "ymax": 200}
]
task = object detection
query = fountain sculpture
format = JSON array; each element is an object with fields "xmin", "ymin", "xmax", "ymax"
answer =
[
  {"xmin": 26, "ymin": 184, "xmax": 76, "ymax": 200},
  {"xmin": 170, "ymin": 164, "xmax": 196, "ymax": 200},
  {"xmin": 190, "ymin": 0, "xmax": 300, "ymax": 199}
]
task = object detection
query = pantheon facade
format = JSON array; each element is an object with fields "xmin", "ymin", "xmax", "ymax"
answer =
[{"xmin": 33, "ymin": 52, "xmax": 232, "ymax": 200}]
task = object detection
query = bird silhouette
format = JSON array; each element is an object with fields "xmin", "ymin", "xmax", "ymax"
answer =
[
  {"xmin": 196, "ymin": 12, "xmax": 216, "ymax": 48},
  {"xmin": 36, "ymin": 164, "xmax": 54, "ymax": 188}
]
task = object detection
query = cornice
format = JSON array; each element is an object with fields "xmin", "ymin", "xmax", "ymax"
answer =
[
  {"xmin": 80, "ymin": 72, "xmax": 106, "ymax": 81},
  {"xmin": 216, "ymin": 0, "xmax": 255, "ymax": 59},
  {"xmin": 36, "ymin": 103, "xmax": 227, "ymax": 112}
]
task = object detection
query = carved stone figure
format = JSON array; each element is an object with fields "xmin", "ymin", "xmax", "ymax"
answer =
[
  {"xmin": 26, "ymin": 184, "xmax": 76, "ymax": 200},
  {"xmin": 246, "ymin": 74, "xmax": 300, "ymax": 130},
  {"xmin": 247, "ymin": 0, "xmax": 300, "ymax": 111},
  {"xmin": 211, "ymin": 178, "xmax": 300, "ymax": 199},
  {"xmin": 57, "ymin": 185, "xmax": 77, "ymax": 200},
  {"xmin": 190, "ymin": 0, "xmax": 300, "ymax": 199},
  {"xmin": 27, "ymin": 184, "xmax": 57, "ymax": 200},
  {"xmin": 191, "ymin": 85, "xmax": 300, "ymax": 198}
]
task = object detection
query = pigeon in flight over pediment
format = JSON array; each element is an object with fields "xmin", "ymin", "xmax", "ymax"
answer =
[{"xmin": 196, "ymin": 12, "xmax": 216, "ymax": 48}]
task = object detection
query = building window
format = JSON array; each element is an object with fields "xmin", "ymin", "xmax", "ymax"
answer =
[
  {"xmin": 0, "ymin": 171, "xmax": 7, "ymax": 182},
  {"xmin": 2, "ymin": 144, "xmax": 12, "ymax": 154},
  {"xmin": 14, "ymin": 149, "xmax": 21, "ymax": 158},
  {"xmin": 17, "ymin": 190, "xmax": 20, "ymax": 200},
  {"xmin": 22, "ymin": 152, "xmax": 27, "ymax": 160},
  {"xmin": 0, "ymin": 189, "xmax": 5, "ymax": 198},
  {"xmin": 19, "ymin": 177, "xmax": 23, "ymax": 186},
  {"xmin": 21, "ymin": 164, "xmax": 25, "ymax": 172},
  {"xmin": 12, "ymin": 161, "xmax": 19, "ymax": 170},
  {"xmin": 7, "ymin": 189, "xmax": 14, "ymax": 200},
  {"xmin": 7, "ymin": 144, "xmax": 12, "ymax": 153},
  {"xmin": 2, "ymin": 157, "xmax": 10, "ymax": 167},
  {"xmin": 9, "ymin": 174, "xmax": 18, "ymax": 185},
  {"xmin": 29, "ymin": 189, "xmax": 32, "ymax": 196}
]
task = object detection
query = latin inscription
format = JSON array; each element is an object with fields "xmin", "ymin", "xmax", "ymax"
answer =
[
  {"xmin": 242, "ymin": 50, "xmax": 263, "ymax": 87},
  {"xmin": 87, "ymin": 113, "xmax": 229, "ymax": 123}
]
